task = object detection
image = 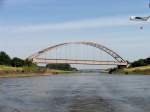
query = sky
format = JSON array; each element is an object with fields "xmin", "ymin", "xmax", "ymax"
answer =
[{"xmin": 0, "ymin": 0, "xmax": 150, "ymax": 63}]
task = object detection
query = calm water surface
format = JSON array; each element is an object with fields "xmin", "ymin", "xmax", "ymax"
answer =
[{"xmin": 0, "ymin": 73, "xmax": 150, "ymax": 112}]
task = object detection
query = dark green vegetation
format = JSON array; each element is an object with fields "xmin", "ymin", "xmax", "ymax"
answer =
[
  {"xmin": 46, "ymin": 63, "xmax": 77, "ymax": 71},
  {"xmin": 129, "ymin": 57, "xmax": 150, "ymax": 67},
  {"xmin": 0, "ymin": 51, "xmax": 39, "ymax": 76},
  {"xmin": 117, "ymin": 57, "xmax": 150, "ymax": 75},
  {"xmin": 0, "ymin": 51, "xmax": 35, "ymax": 67},
  {"xmin": 0, "ymin": 51, "xmax": 76, "ymax": 77},
  {"xmin": 0, "ymin": 51, "xmax": 11, "ymax": 65}
]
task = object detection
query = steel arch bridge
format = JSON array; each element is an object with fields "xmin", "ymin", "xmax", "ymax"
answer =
[{"xmin": 27, "ymin": 41, "xmax": 128, "ymax": 66}]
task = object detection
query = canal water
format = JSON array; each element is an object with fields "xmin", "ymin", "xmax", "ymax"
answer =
[{"xmin": 0, "ymin": 73, "xmax": 150, "ymax": 112}]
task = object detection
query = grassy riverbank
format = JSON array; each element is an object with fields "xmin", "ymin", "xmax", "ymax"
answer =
[
  {"xmin": 119, "ymin": 65, "xmax": 150, "ymax": 75},
  {"xmin": 0, "ymin": 65, "xmax": 74, "ymax": 78}
]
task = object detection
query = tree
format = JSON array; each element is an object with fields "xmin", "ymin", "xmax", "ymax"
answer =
[
  {"xmin": 0, "ymin": 51, "xmax": 36, "ymax": 67},
  {"xmin": 11, "ymin": 58, "xmax": 36, "ymax": 67},
  {"xmin": 130, "ymin": 58, "xmax": 149, "ymax": 67},
  {"xmin": 146, "ymin": 57, "xmax": 150, "ymax": 64},
  {"xmin": 24, "ymin": 59, "xmax": 35, "ymax": 67},
  {"xmin": 46, "ymin": 63, "xmax": 77, "ymax": 71},
  {"xmin": 11, "ymin": 57, "xmax": 24, "ymax": 67},
  {"xmin": 0, "ymin": 51, "xmax": 11, "ymax": 65}
]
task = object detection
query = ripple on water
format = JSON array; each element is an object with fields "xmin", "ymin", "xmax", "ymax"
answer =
[{"xmin": 69, "ymin": 96, "xmax": 115, "ymax": 112}]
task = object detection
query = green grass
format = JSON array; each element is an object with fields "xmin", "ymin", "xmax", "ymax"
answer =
[
  {"xmin": 122, "ymin": 65, "xmax": 150, "ymax": 75},
  {"xmin": 0, "ymin": 73, "xmax": 39, "ymax": 78},
  {"xmin": 0, "ymin": 65, "xmax": 74, "ymax": 78},
  {"xmin": 0, "ymin": 65, "xmax": 22, "ymax": 71}
]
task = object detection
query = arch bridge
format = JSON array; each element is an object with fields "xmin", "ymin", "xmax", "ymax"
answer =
[{"xmin": 27, "ymin": 41, "xmax": 128, "ymax": 66}]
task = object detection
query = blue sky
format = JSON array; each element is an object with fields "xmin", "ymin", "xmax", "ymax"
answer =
[{"xmin": 0, "ymin": 0, "xmax": 150, "ymax": 62}]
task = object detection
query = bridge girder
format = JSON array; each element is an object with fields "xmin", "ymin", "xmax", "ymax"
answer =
[{"xmin": 33, "ymin": 58, "xmax": 128, "ymax": 66}]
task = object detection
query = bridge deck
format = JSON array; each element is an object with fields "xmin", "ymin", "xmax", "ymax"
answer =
[{"xmin": 33, "ymin": 58, "xmax": 128, "ymax": 65}]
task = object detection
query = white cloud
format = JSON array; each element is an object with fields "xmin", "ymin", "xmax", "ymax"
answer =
[{"xmin": 0, "ymin": 16, "xmax": 145, "ymax": 33}]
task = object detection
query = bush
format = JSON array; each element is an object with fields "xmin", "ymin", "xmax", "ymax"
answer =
[
  {"xmin": 11, "ymin": 57, "xmax": 24, "ymax": 67},
  {"xmin": 46, "ymin": 63, "xmax": 77, "ymax": 71},
  {"xmin": 22, "ymin": 65, "xmax": 38, "ymax": 73},
  {"xmin": 0, "ymin": 51, "xmax": 36, "ymax": 68},
  {"xmin": 24, "ymin": 59, "xmax": 36, "ymax": 67},
  {"xmin": 145, "ymin": 57, "xmax": 150, "ymax": 64},
  {"xmin": 0, "ymin": 51, "xmax": 11, "ymax": 65},
  {"xmin": 130, "ymin": 57, "xmax": 150, "ymax": 67}
]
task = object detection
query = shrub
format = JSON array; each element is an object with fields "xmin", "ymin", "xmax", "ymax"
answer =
[
  {"xmin": 0, "ymin": 51, "xmax": 11, "ymax": 65},
  {"xmin": 11, "ymin": 57, "xmax": 24, "ymax": 67},
  {"xmin": 46, "ymin": 63, "xmax": 77, "ymax": 71}
]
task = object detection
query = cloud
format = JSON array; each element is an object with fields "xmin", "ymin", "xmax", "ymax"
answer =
[{"xmin": 0, "ymin": 16, "xmax": 144, "ymax": 33}]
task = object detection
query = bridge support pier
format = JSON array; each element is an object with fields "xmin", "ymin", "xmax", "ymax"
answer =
[{"xmin": 117, "ymin": 65, "xmax": 127, "ymax": 69}]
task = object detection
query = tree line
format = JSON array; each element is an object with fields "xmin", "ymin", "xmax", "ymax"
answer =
[
  {"xmin": 46, "ymin": 63, "xmax": 77, "ymax": 71},
  {"xmin": 0, "ymin": 51, "xmax": 77, "ymax": 71},
  {"xmin": 0, "ymin": 51, "xmax": 34, "ymax": 67},
  {"xmin": 130, "ymin": 57, "xmax": 150, "ymax": 67}
]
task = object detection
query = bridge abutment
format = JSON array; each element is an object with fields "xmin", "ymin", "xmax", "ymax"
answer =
[{"xmin": 117, "ymin": 65, "xmax": 127, "ymax": 69}]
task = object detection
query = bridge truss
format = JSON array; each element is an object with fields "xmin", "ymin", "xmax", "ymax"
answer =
[{"xmin": 27, "ymin": 41, "xmax": 128, "ymax": 66}]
